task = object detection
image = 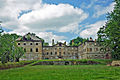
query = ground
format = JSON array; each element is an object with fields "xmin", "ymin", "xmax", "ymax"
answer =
[{"xmin": 0, "ymin": 65, "xmax": 120, "ymax": 80}]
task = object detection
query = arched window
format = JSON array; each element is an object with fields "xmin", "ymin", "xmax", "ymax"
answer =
[
  {"xmin": 36, "ymin": 48, "xmax": 38, "ymax": 52},
  {"xmin": 47, "ymin": 52, "xmax": 49, "ymax": 55},
  {"xmin": 90, "ymin": 48, "xmax": 92, "ymax": 52},
  {"xmin": 55, "ymin": 52, "xmax": 57, "ymax": 55},
  {"xmin": 24, "ymin": 48, "xmax": 26, "ymax": 52},
  {"xmin": 30, "ymin": 48, "xmax": 32, "ymax": 52},
  {"xmin": 51, "ymin": 52, "xmax": 52, "ymax": 55}
]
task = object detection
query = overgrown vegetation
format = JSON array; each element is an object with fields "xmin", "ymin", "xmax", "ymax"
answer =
[
  {"xmin": 0, "ymin": 60, "xmax": 35, "ymax": 70},
  {"xmin": 97, "ymin": 0, "xmax": 120, "ymax": 59},
  {"xmin": 29, "ymin": 59, "xmax": 112, "ymax": 66},
  {"xmin": 69, "ymin": 36, "xmax": 88, "ymax": 46}
]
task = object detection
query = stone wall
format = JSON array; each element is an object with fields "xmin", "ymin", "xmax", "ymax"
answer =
[{"xmin": 32, "ymin": 60, "xmax": 100, "ymax": 65}]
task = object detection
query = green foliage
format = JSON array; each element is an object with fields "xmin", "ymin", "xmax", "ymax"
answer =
[
  {"xmin": 69, "ymin": 36, "xmax": 88, "ymax": 46},
  {"xmin": 97, "ymin": 0, "xmax": 120, "ymax": 59},
  {"xmin": 25, "ymin": 32, "xmax": 49, "ymax": 45},
  {"xmin": 0, "ymin": 60, "xmax": 35, "ymax": 69},
  {"xmin": 0, "ymin": 33, "xmax": 24, "ymax": 64},
  {"xmin": 43, "ymin": 42, "xmax": 49, "ymax": 46}
]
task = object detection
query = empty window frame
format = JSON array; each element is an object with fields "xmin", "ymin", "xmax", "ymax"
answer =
[
  {"xmin": 55, "ymin": 52, "xmax": 57, "ymax": 55},
  {"xmin": 36, "ymin": 48, "xmax": 38, "ymax": 52},
  {"xmin": 90, "ymin": 48, "xmax": 92, "ymax": 52},
  {"xmin": 24, "ymin": 48, "xmax": 26, "ymax": 52},
  {"xmin": 30, "ymin": 48, "xmax": 32, "ymax": 52},
  {"xmin": 51, "ymin": 52, "xmax": 52, "ymax": 55}
]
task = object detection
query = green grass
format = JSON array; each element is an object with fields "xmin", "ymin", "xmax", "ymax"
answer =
[{"xmin": 0, "ymin": 65, "xmax": 120, "ymax": 80}]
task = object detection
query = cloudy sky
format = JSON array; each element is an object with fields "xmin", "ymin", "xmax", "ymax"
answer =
[{"xmin": 0, "ymin": 0, "xmax": 115, "ymax": 44}]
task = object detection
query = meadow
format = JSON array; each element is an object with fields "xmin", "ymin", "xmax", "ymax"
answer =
[{"xmin": 0, "ymin": 65, "xmax": 120, "ymax": 80}]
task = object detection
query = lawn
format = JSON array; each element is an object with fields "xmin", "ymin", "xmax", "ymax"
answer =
[{"xmin": 0, "ymin": 65, "xmax": 120, "ymax": 80}]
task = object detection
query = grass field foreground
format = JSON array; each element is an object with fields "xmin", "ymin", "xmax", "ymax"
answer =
[{"xmin": 0, "ymin": 65, "xmax": 120, "ymax": 80}]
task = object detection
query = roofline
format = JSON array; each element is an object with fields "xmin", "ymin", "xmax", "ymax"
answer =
[{"xmin": 16, "ymin": 40, "xmax": 42, "ymax": 42}]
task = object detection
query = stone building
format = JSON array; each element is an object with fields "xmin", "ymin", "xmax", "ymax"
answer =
[
  {"xmin": 16, "ymin": 33, "xmax": 43, "ymax": 60},
  {"xmin": 17, "ymin": 33, "xmax": 111, "ymax": 60},
  {"xmin": 43, "ymin": 41, "xmax": 78, "ymax": 59},
  {"xmin": 78, "ymin": 38, "xmax": 111, "ymax": 59}
]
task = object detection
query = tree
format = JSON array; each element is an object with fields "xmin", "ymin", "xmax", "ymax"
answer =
[
  {"xmin": 0, "ymin": 33, "xmax": 24, "ymax": 63},
  {"xmin": 43, "ymin": 42, "xmax": 49, "ymax": 46},
  {"xmin": 69, "ymin": 37, "xmax": 88, "ymax": 46},
  {"xmin": 97, "ymin": 0, "xmax": 120, "ymax": 59}
]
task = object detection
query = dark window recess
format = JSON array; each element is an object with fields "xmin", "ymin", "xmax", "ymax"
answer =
[
  {"xmin": 24, "ymin": 43, "xmax": 26, "ymax": 45},
  {"xmin": 24, "ymin": 48, "xmax": 26, "ymax": 52},
  {"xmin": 30, "ymin": 48, "xmax": 32, "ymax": 52},
  {"xmin": 36, "ymin": 43, "xmax": 38, "ymax": 45},
  {"xmin": 96, "ymin": 48, "xmax": 98, "ymax": 51},
  {"xmin": 47, "ymin": 52, "xmax": 49, "ymax": 55},
  {"xmin": 59, "ymin": 52, "xmax": 61, "ymax": 56},
  {"xmin": 64, "ymin": 52, "xmax": 65, "ymax": 55},
  {"xmin": 36, "ymin": 48, "xmax": 38, "ymax": 52},
  {"xmin": 75, "ymin": 53, "xmax": 78, "ymax": 55},
  {"xmin": 55, "ymin": 52, "xmax": 57, "ymax": 55},
  {"xmin": 51, "ymin": 52, "xmax": 52, "ymax": 55},
  {"xmin": 90, "ymin": 48, "xmax": 92, "ymax": 51},
  {"xmin": 59, "ymin": 43, "xmax": 62, "ymax": 46},
  {"xmin": 30, "ymin": 43, "xmax": 32, "ymax": 45},
  {"xmin": 18, "ymin": 43, "xmax": 20, "ymax": 45}
]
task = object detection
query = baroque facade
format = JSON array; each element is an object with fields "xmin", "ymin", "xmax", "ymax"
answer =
[{"xmin": 17, "ymin": 33, "xmax": 111, "ymax": 60}]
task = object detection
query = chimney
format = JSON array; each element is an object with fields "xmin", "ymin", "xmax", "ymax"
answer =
[
  {"xmin": 52, "ymin": 39, "xmax": 54, "ymax": 46},
  {"xmin": 95, "ymin": 39, "xmax": 97, "ymax": 45},
  {"xmin": 72, "ymin": 40, "xmax": 74, "ymax": 46},
  {"xmin": 64, "ymin": 41, "xmax": 66, "ymax": 45},
  {"xmin": 89, "ymin": 37, "xmax": 93, "ymax": 41},
  {"xmin": 95, "ymin": 39, "xmax": 97, "ymax": 42}
]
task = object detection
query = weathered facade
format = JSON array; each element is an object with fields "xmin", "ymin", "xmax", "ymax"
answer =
[
  {"xmin": 78, "ymin": 38, "xmax": 111, "ymax": 59},
  {"xmin": 17, "ymin": 33, "xmax": 111, "ymax": 60},
  {"xmin": 42, "ymin": 42, "xmax": 78, "ymax": 59}
]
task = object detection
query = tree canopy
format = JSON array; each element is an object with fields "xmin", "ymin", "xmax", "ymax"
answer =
[
  {"xmin": 97, "ymin": 0, "xmax": 120, "ymax": 59},
  {"xmin": 0, "ymin": 29, "xmax": 24, "ymax": 63},
  {"xmin": 69, "ymin": 37, "xmax": 88, "ymax": 46}
]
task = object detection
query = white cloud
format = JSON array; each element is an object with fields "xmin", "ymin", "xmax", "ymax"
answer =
[
  {"xmin": 80, "ymin": 20, "xmax": 106, "ymax": 39},
  {"xmin": 59, "ymin": 22, "xmax": 79, "ymax": 33},
  {"xmin": 0, "ymin": 0, "xmax": 88, "ymax": 33},
  {"xmin": 0, "ymin": 0, "xmax": 88, "ymax": 42},
  {"xmin": 93, "ymin": 2, "xmax": 115, "ymax": 18},
  {"xmin": 19, "ymin": 4, "xmax": 88, "ymax": 32},
  {"xmin": 37, "ymin": 32, "xmax": 67, "ymax": 45}
]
